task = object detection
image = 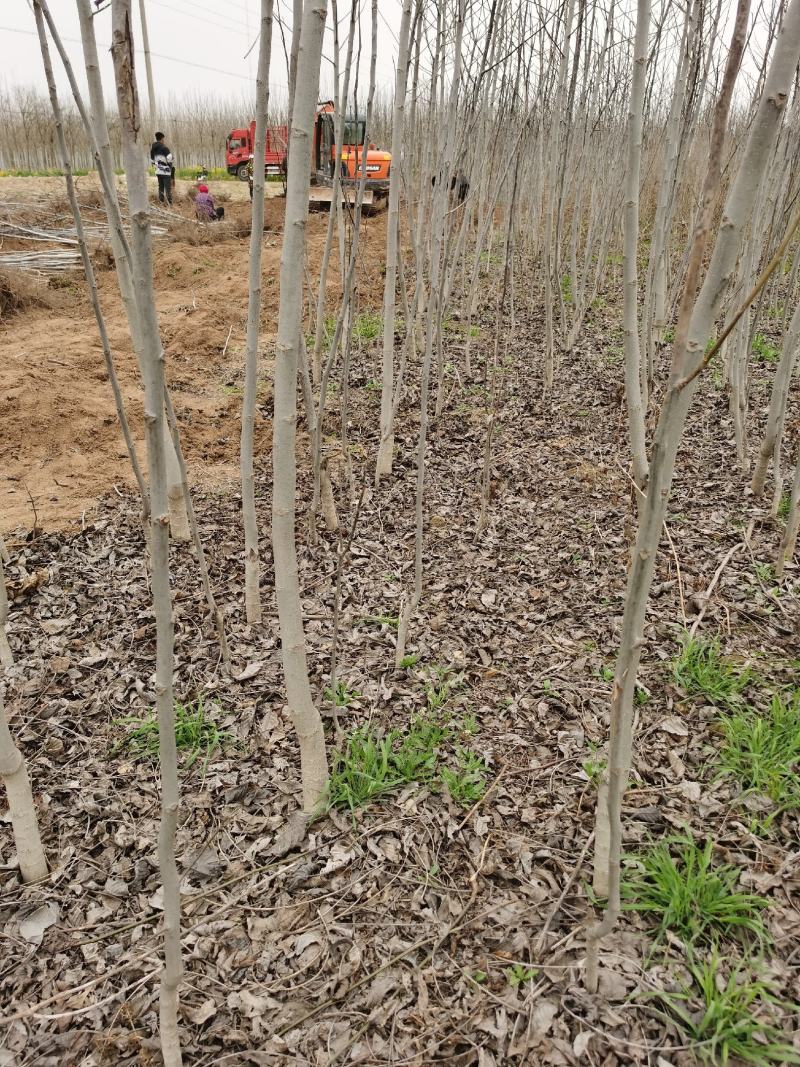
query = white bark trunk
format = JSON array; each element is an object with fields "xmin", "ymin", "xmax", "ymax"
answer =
[
  {"xmin": 376, "ymin": 0, "xmax": 413, "ymax": 483},
  {"xmin": 241, "ymin": 0, "xmax": 274, "ymax": 626},
  {"xmin": 776, "ymin": 445, "xmax": 800, "ymax": 577},
  {"xmin": 0, "ymin": 690, "xmax": 48, "ymax": 884},
  {"xmin": 623, "ymin": 0, "xmax": 650, "ymax": 499},
  {"xmin": 110, "ymin": 4, "xmax": 183, "ymax": 1061},
  {"xmin": 752, "ymin": 298, "xmax": 800, "ymax": 497},
  {"xmin": 0, "ymin": 554, "xmax": 12, "ymax": 669},
  {"xmin": 272, "ymin": 0, "xmax": 329, "ymax": 812},
  {"xmin": 34, "ymin": 0, "xmax": 148, "ymax": 522},
  {"xmin": 586, "ymin": 0, "xmax": 800, "ymax": 990}
]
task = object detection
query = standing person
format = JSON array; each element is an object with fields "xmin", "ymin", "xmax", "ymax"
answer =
[
  {"xmin": 150, "ymin": 131, "xmax": 174, "ymax": 206},
  {"xmin": 247, "ymin": 153, "xmax": 254, "ymax": 202}
]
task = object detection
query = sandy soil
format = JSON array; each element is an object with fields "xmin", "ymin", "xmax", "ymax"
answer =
[{"xmin": 0, "ymin": 175, "xmax": 383, "ymax": 534}]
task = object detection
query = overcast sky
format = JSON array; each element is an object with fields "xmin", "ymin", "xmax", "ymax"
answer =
[{"xmin": 2, "ymin": 1, "xmax": 402, "ymax": 110}]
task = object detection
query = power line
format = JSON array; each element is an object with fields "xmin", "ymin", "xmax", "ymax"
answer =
[
  {"xmin": 0, "ymin": 24, "xmax": 284, "ymax": 86},
  {"xmin": 148, "ymin": 0, "xmax": 251, "ymax": 36}
]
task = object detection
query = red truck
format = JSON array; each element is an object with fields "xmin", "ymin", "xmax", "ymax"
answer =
[{"xmin": 225, "ymin": 121, "xmax": 288, "ymax": 180}]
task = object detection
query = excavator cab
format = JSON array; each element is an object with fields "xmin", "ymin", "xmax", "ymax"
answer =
[
  {"xmin": 310, "ymin": 101, "xmax": 390, "ymax": 210},
  {"xmin": 315, "ymin": 109, "xmax": 336, "ymax": 178}
]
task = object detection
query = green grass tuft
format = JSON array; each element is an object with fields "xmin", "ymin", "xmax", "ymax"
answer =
[
  {"xmin": 324, "ymin": 726, "xmax": 401, "ymax": 812},
  {"xmin": 673, "ymin": 633, "xmax": 750, "ymax": 706},
  {"xmin": 353, "ymin": 311, "xmax": 382, "ymax": 341},
  {"xmin": 114, "ymin": 697, "xmax": 231, "ymax": 768},
  {"xmin": 717, "ymin": 690, "xmax": 800, "ymax": 815},
  {"xmin": 621, "ymin": 836, "xmax": 769, "ymax": 946},
  {"xmin": 392, "ymin": 715, "xmax": 450, "ymax": 783},
  {"xmin": 648, "ymin": 953, "xmax": 800, "ymax": 1065},
  {"xmin": 752, "ymin": 333, "xmax": 781, "ymax": 364},
  {"xmin": 441, "ymin": 747, "xmax": 488, "ymax": 807},
  {"xmin": 505, "ymin": 963, "xmax": 538, "ymax": 988},
  {"xmin": 324, "ymin": 680, "xmax": 360, "ymax": 707}
]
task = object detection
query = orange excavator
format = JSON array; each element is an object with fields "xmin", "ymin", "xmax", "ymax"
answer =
[{"xmin": 309, "ymin": 101, "xmax": 391, "ymax": 210}]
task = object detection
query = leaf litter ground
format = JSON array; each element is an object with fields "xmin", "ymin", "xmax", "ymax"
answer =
[{"xmin": 1, "ymin": 200, "xmax": 799, "ymax": 1065}]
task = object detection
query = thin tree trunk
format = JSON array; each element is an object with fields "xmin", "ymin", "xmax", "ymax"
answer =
[
  {"xmin": 586, "ymin": 0, "xmax": 800, "ymax": 991},
  {"xmin": 751, "ymin": 298, "xmax": 800, "ymax": 496},
  {"xmin": 0, "ymin": 689, "xmax": 48, "ymax": 884},
  {"xmin": 396, "ymin": 0, "xmax": 466, "ymax": 667},
  {"xmin": 309, "ymin": 0, "xmax": 375, "ymax": 539},
  {"xmin": 67, "ymin": 0, "xmax": 190, "ymax": 541},
  {"xmin": 623, "ymin": 0, "xmax": 651, "ymax": 499},
  {"xmin": 0, "ymin": 554, "xmax": 12, "ymax": 669},
  {"xmin": 272, "ymin": 0, "xmax": 330, "ymax": 812},
  {"xmin": 376, "ymin": 0, "xmax": 413, "ymax": 483},
  {"xmin": 163, "ymin": 389, "xmax": 230, "ymax": 670},
  {"xmin": 110, "ymin": 4, "xmax": 183, "ymax": 1061},
  {"xmin": 775, "ymin": 445, "xmax": 800, "ymax": 577},
  {"xmin": 241, "ymin": 0, "xmax": 274, "ymax": 626},
  {"xmin": 33, "ymin": 1, "xmax": 148, "ymax": 524}
]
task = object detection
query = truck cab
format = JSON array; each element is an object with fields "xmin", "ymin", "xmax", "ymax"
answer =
[
  {"xmin": 225, "ymin": 129, "xmax": 251, "ymax": 180},
  {"xmin": 226, "ymin": 123, "xmax": 289, "ymax": 180}
]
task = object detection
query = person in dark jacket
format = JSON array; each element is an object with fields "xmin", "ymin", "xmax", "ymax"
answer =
[
  {"xmin": 430, "ymin": 169, "xmax": 470, "ymax": 204},
  {"xmin": 150, "ymin": 131, "xmax": 174, "ymax": 205}
]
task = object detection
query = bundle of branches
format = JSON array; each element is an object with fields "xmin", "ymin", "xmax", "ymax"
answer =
[{"xmin": 0, "ymin": 248, "xmax": 82, "ymax": 272}]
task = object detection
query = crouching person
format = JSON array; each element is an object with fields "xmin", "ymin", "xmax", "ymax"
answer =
[{"xmin": 195, "ymin": 184, "xmax": 224, "ymax": 222}]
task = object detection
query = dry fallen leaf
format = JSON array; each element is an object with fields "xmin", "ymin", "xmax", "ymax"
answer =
[
  {"xmin": 19, "ymin": 902, "xmax": 59, "ymax": 947},
  {"xmin": 235, "ymin": 662, "xmax": 263, "ymax": 681},
  {"xmin": 659, "ymin": 715, "xmax": 689, "ymax": 738}
]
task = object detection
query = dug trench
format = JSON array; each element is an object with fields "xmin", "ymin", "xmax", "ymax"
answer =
[{"xmin": 1, "ymin": 177, "xmax": 799, "ymax": 1062}]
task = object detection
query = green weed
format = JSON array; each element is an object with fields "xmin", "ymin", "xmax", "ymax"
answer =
[
  {"xmin": 621, "ymin": 836, "xmax": 769, "ymax": 946},
  {"xmin": 672, "ymin": 633, "xmax": 750, "ymax": 706},
  {"xmin": 360, "ymin": 613, "xmax": 400, "ymax": 628},
  {"xmin": 324, "ymin": 680, "xmax": 360, "ymax": 707},
  {"xmin": 752, "ymin": 333, "xmax": 780, "ymax": 364},
  {"xmin": 582, "ymin": 741, "xmax": 607, "ymax": 787},
  {"xmin": 392, "ymin": 715, "xmax": 450, "ymax": 783},
  {"xmin": 647, "ymin": 953, "xmax": 799, "ymax": 1066},
  {"xmin": 324, "ymin": 726, "xmax": 401, "ymax": 812},
  {"xmin": 505, "ymin": 963, "xmax": 538, "ymax": 988},
  {"xmin": 175, "ymin": 166, "xmax": 232, "ymax": 181},
  {"xmin": 353, "ymin": 311, "xmax": 382, "ymax": 341},
  {"xmin": 560, "ymin": 273, "xmax": 573, "ymax": 304},
  {"xmin": 425, "ymin": 664, "xmax": 461, "ymax": 713},
  {"xmin": 441, "ymin": 747, "xmax": 487, "ymax": 807},
  {"xmin": 717, "ymin": 691, "xmax": 800, "ymax": 815},
  {"xmin": 114, "ymin": 697, "xmax": 231, "ymax": 768},
  {"xmin": 754, "ymin": 561, "xmax": 775, "ymax": 585},
  {"xmin": 0, "ymin": 167, "xmax": 92, "ymax": 178},
  {"xmin": 398, "ymin": 652, "xmax": 420, "ymax": 669},
  {"xmin": 778, "ymin": 493, "xmax": 792, "ymax": 521},
  {"xmin": 461, "ymin": 712, "xmax": 478, "ymax": 735}
]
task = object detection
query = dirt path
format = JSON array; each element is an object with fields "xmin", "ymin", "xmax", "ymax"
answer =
[{"xmin": 0, "ymin": 176, "xmax": 383, "ymax": 534}]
